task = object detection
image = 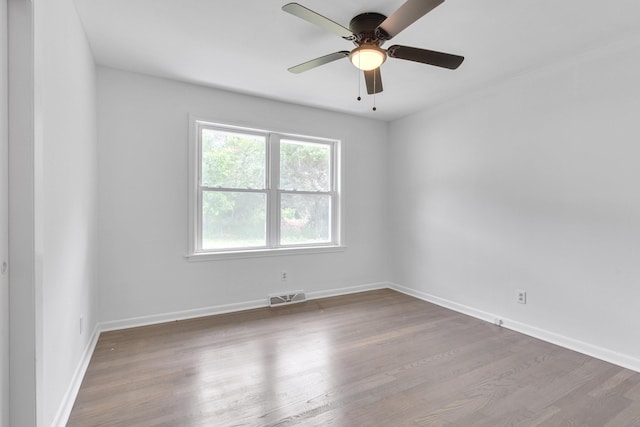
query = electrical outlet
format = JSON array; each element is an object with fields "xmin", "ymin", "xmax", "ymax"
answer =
[
  {"xmin": 281, "ymin": 271, "xmax": 288, "ymax": 281},
  {"xmin": 517, "ymin": 290, "xmax": 527, "ymax": 304}
]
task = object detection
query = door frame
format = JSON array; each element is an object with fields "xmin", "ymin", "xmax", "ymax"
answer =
[{"xmin": 1, "ymin": 0, "xmax": 10, "ymax": 423}]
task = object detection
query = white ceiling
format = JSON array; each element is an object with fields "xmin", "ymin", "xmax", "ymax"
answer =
[{"xmin": 74, "ymin": 0, "xmax": 640, "ymax": 121}]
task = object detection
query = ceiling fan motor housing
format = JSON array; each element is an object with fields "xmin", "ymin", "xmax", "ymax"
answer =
[{"xmin": 349, "ymin": 12, "xmax": 387, "ymax": 45}]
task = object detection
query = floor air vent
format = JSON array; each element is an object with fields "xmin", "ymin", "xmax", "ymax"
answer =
[{"xmin": 269, "ymin": 291, "xmax": 306, "ymax": 307}]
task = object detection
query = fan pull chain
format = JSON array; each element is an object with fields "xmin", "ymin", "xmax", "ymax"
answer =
[
  {"xmin": 373, "ymin": 68, "xmax": 377, "ymax": 111},
  {"xmin": 357, "ymin": 56, "xmax": 362, "ymax": 101}
]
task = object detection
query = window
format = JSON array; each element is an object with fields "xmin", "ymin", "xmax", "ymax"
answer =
[{"xmin": 188, "ymin": 119, "xmax": 342, "ymax": 259}]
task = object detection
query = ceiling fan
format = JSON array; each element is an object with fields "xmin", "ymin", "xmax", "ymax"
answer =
[{"xmin": 282, "ymin": 0, "xmax": 464, "ymax": 96}]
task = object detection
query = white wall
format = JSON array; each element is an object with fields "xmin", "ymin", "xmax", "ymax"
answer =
[
  {"xmin": 39, "ymin": 0, "xmax": 99, "ymax": 424},
  {"xmin": 97, "ymin": 67, "xmax": 389, "ymax": 324},
  {"xmin": 389, "ymin": 35, "xmax": 640, "ymax": 368}
]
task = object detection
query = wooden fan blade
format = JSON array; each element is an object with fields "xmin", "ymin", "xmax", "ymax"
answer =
[
  {"xmin": 364, "ymin": 68, "xmax": 383, "ymax": 94},
  {"xmin": 282, "ymin": 3, "xmax": 354, "ymax": 39},
  {"xmin": 377, "ymin": 0, "xmax": 444, "ymax": 39},
  {"xmin": 387, "ymin": 45, "xmax": 464, "ymax": 69},
  {"xmin": 288, "ymin": 51, "xmax": 350, "ymax": 74}
]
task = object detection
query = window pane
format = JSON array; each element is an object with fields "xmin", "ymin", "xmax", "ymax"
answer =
[
  {"xmin": 201, "ymin": 128, "xmax": 266, "ymax": 189},
  {"xmin": 280, "ymin": 140, "xmax": 330, "ymax": 191},
  {"xmin": 202, "ymin": 191, "xmax": 266, "ymax": 249},
  {"xmin": 280, "ymin": 193, "xmax": 331, "ymax": 245}
]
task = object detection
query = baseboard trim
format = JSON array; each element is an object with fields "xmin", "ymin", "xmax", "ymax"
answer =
[
  {"xmin": 389, "ymin": 282, "xmax": 640, "ymax": 373},
  {"xmin": 51, "ymin": 323, "xmax": 101, "ymax": 427},
  {"xmin": 99, "ymin": 282, "xmax": 390, "ymax": 333},
  {"xmin": 99, "ymin": 298, "xmax": 268, "ymax": 332},
  {"xmin": 390, "ymin": 283, "xmax": 498, "ymax": 324},
  {"xmin": 306, "ymin": 282, "xmax": 388, "ymax": 301}
]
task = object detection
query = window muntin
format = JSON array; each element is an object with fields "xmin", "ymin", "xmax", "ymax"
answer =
[{"xmin": 192, "ymin": 120, "xmax": 341, "ymax": 255}]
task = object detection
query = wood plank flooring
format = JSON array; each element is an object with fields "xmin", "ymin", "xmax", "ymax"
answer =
[{"xmin": 67, "ymin": 289, "xmax": 640, "ymax": 426}]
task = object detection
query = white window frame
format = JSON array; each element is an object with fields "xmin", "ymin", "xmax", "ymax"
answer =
[{"xmin": 187, "ymin": 117, "xmax": 344, "ymax": 261}]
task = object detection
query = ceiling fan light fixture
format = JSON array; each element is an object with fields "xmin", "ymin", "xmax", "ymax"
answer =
[{"xmin": 350, "ymin": 45, "xmax": 386, "ymax": 71}]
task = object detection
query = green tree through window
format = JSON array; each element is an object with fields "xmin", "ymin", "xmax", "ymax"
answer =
[
  {"xmin": 279, "ymin": 140, "xmax": 331, "ymax": 245},
  {"xmin": 193, "ymin": 121, "xmax": 340, "ymax": 253},
  {"xmin": 200, "ymin": 129, "xmax": 267, "ymax": 249}
]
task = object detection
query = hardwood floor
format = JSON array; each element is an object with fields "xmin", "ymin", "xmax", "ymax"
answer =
[{"xmin": 68, "ymin": 289, "xmax": 640, "ymax": 426}]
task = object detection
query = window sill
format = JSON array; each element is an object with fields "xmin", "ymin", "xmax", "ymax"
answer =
[{"xmin": 185, "ymin": 245, "xmax": 346, "ymax": 262}]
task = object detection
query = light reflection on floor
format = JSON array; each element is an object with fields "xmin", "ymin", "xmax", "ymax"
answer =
[{"xmin": 193, "ymin": 326, "xmax": 332, "ymax": 423}]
